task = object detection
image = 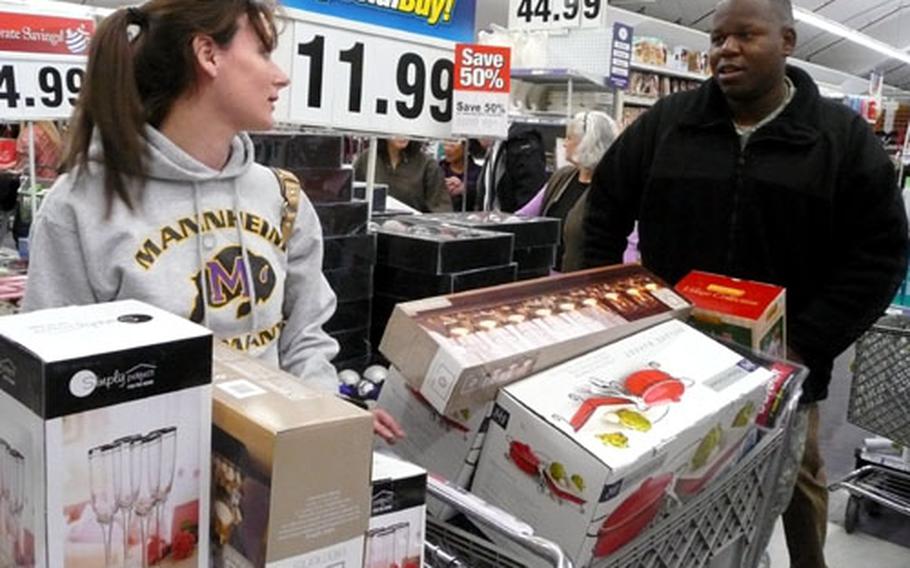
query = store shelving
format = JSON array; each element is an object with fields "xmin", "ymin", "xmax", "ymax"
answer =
[
  {"xmin": 629, "ymin": 61, "xmax": 709, "ymax": 82},
  {"xmin": 623, "ymin": 95, "xmax": 657, "ymax": 108}
]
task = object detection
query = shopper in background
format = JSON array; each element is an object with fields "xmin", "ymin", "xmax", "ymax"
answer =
[
  {"xmin": 439, "ymin": 139, "xmax": 482, "ymax": 211},
  {"xmin": 518, "ymin": 111, "xmax": 620, "ymax": 272},
  {"xmin": 582, "ymin": 0, "xmax": 909, "ymax": 565},
  {"xmin": 20, "ymin": 0, "xmax": 404, "ymax": 443},
  {"xmin": 16, "ymin": 121, "xmax": 63, "ymax": 179},
  {"xmin": 353, "ymin": 137, "xmax": 452, "ymax": 212}
]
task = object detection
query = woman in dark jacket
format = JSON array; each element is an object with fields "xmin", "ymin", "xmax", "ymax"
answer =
[{"xmin": 353, "ymin": 138, "xmax": 452, "ymax": 212}]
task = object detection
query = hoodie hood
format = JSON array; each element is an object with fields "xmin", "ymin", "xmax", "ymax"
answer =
[{"xmin": 88, "ymin": 125, "xmax": 256, "ymax": 183}]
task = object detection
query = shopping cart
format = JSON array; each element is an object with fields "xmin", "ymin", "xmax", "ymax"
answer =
[
  {"xmin": 829, "ymin": 313, "xmax": 910, "ymax": 534},
  {"xmin": 423, "ymin": 351, "xmax": 806, "ymax": 568}
]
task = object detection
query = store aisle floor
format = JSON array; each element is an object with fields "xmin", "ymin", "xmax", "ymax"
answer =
[{"xmin": 766, "ymin": 348, "xmax": 910, "ymax": 566}]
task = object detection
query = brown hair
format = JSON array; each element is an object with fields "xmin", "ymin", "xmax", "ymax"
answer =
[{"xmin": 63, "ymin": 0, "xmax": 279, "ymax": 212}]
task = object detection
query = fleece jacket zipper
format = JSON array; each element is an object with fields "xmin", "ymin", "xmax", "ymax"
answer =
[{"xmin": 726, "ymin": 147, "xmax": 746, "ymax": 272}]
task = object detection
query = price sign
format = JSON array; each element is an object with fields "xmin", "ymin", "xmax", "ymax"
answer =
[
  {"xmin": 508, "ymin": 0, "xmax": 603, "ymax": 31},
  {"xmin": 452, "ymin": 44, "xmax": 510, "ymax": 139},
  {"xmin": 0, "ymin": 10, "xmax": 93, "ymax": 120},
  {"xmin": 286, "ymin": 20, "xmax": 455, "ymax": 138},
  {"xmin": 0, "ymin": 58, "xmax": 86, "ymax": 120}
]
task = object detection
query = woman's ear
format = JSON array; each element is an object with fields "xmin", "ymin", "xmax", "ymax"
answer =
[{"xmin": 192, "ymin": 34, "xmax": 219, "ymax": 79}]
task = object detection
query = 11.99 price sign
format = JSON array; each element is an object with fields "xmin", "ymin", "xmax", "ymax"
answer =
[
  {"xmin": 509, "ymin": 0, "xmax": 603, "ymax": 30},
  {"xmin": 0, "ymin": 59, "xmax": 85, "ymax": 120},
  {"xmin": 288, "ymin": 21, "xmax": 455, "ymax": 139}
]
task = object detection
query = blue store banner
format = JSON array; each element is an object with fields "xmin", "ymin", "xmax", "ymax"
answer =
[{"xmin": 281, "ymin": 0, "xmax": 476, "ymax": 43}]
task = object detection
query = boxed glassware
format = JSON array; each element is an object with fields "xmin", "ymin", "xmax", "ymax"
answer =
[
  {"xmin": 675, "ymin": 271, "xmax": 786, "ymax": 359},
  {"xmin": 367, "ymin": 453, "xmax": 426, "ymax": 568},
  {"xmin": 211, "ymin": 345, "xmax": 373, "ymax": 568},
  {"xmin": 376, "ymin": 368, "xmax": 493, "ymax": 519},
  {"xmin": 0, "ymin": 300, "xmax": 212, "ymax": 567},
  {"xmin": 374, "ymin": 218, "xmax": 514, "ymax": 274},
  {"xmin": 379, "ymin": 265, "xmax": 691, "ymax": 416},
  {"xmin": 472, "ymin": 320, "xmax": 774, "ymax": 566}
]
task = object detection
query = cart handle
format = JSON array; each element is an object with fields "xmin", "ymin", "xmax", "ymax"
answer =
[{"xmin": 426, "ymin": 474, "xmax": 575, "ymax": 568}]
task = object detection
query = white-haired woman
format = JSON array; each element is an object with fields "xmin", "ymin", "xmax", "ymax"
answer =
[{"xmin": 518, "ymin": 111, "xmax": 620, "ymax": 271}]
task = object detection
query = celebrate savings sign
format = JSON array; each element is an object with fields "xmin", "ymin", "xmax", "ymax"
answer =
[{"xmin": 0, "ymin": 12, "xmax": 95, "ymax": 56}]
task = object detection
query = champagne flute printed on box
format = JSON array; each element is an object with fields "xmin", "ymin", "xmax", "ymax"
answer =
[{"xmin": 0, "ymin": 300, "xmax": 212, "ymax": 567}]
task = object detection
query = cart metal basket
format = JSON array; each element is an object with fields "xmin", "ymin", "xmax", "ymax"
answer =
[
  {"xmin": 846, "ymin": 314, "xmax": 910, "ymax": 447},
  {"xmin": 424, "ymin": 362, "xmax": 805, "ymax": 568},
  {"xmin": 830, "ymin": 313, "xmax": 910, "ymax": 534}
]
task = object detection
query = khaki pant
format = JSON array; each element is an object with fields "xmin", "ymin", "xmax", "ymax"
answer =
[{"xmin": 782, "ymin": 404, "xmax": 829, "ymax": 568}]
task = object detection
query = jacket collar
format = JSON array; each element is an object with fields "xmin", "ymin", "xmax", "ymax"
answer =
[{"xmin": 679, "ymin": 65, "xmax": 820, "ymax": 143}]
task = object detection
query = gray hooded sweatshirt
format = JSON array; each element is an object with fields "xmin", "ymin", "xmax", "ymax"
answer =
[{"xmin": 22, "ymin": 127, "xmax": 340, "ymax": 390}]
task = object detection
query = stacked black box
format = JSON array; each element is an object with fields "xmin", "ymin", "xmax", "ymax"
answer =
[
  {"xmin": 371, "ymin": 217, "xmax": 518, "ymax": 351},
  {"xmin": 251, "ymin": 133, "xmax": 376, "ymax": 372},
  {"xmin": 418, "ymin": 212, "xmax": 561, "ymax": 280},
  {"xmin": 317, "ymin": 201, "xmax": 375, "ymax": 372}
]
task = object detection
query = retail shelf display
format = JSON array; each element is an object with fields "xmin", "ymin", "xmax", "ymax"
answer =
[
  {"xmin": 623, "ymin": 95, "xmax": 657, "ymax": 108},
  {"xmin": 629, "ymin": 61, "xmax": 709, "ymax": 82}
]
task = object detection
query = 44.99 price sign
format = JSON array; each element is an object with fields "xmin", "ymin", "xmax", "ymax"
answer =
[
  {"xmin": 286, "ymin": 20, "xmax": 455, "ymax": 139},
  {"xmin": 508, "ymin": 0, "xmax": 604, "ymax": 30}
]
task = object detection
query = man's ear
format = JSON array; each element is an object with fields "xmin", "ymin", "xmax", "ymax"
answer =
[
  {"xmin": 782, "ymin": 26, "xmax": 797, "ymax": 57},
  {"xmin": 192, "ymin": 34, "xmax": 219, "ymax": 79}
]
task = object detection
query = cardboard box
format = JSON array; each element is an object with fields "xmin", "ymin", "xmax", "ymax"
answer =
[
  {"xmin": 675, "ymin": 271, "xmax": 786, "ymax": 359},
  {"xmin": 416, "ymin": 212, "xmax": 561, "ymax": 248},
  {"xmin": 472, "ymin": 320, "xmax": 773, "ymax": 566},
  {"xmin": 211, "ymin": 345, "xmax": 373, "ymax": 568},
  {"xmin": 314, "ymin": 201, "xmax": 370, "ymax": 238},
  {"xmin": 379, "ymin": 265, "xmax": 691, "ymax": 416},
  {"xmin": 512, "ymin": 245, "xmax": 558, "ymax": 272},
  {"xmin": 324, "ymin": 265, "xmax": 374, "ymax": 303},
  {"xmin": 0, "ymin": 300, "xmax": 212, "ymax": 567},
  {"xmin": 368, "ymin": 453, "xmax": 426, "ymax": 568},
  {"xmin": 325, "ymin": 299, "xmax": 372, "ymax": 335},
  {"xmin": 291, "ymin": 167, "xmax": 354, "ymax": 203},
  {"xmin": 332, "ymin": 328, "xmax": 371, "ymax": 363},
  {"xmin": 374, "ymin": 218, "xmax": 514, "ymax": 274},
  {"xmin": 373, "ymin": 263, "xmax": 518, "ymax": 299},
  {"xmin": 322, "ymin": 234, "xmax": 377, "ymax": 271},
  {"xmin": 353, "ymin": 182, "xmax": 389, "ymax": 213},
  {"xmin": 376, "ymin": 369, "xmax": 492, "ymax": 519}
]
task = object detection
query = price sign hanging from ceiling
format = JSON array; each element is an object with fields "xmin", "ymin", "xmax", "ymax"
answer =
[
  {"xmin": 0, "ymin": 10, "xmax": 94, "ymax": 120},
  {"xmin": 278, "ymin": 0, "xmax": 477, "ymax": 139},
  {"xmin": 508, "ymin": 0, "xmax": 604, "ymax": 31}
]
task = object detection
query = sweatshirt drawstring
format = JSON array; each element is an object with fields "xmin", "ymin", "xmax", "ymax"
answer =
[
  {"xmin": 233, "ymin": 183, "xmax": 259, "ymax": 351},
  {"xmin": 192, "ymin": 183, "xmax": 211, "ymax": 330}
]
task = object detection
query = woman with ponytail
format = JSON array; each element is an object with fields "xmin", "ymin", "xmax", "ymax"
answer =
[{"xmin": 21, "ymin": 0, "xmax": 404, "ymax": 442}]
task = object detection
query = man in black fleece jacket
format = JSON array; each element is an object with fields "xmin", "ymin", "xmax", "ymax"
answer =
[{"xmin": 583, "ymin": 0, "xmax": 908, "ymax": 566}]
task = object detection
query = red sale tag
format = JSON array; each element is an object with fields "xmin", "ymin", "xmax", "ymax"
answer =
[
  {"xmin": 454, "ymin": 44, "xmax": 511, "ymax": 94},
  {"xmin": 0, "ymin": 12, "xmax": 95, "ymax": 56}
]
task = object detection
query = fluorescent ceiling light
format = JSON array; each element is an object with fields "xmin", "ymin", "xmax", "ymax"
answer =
[{"xmin": 794, "ymin": 7, "xmax": 910, "ymax": 67}]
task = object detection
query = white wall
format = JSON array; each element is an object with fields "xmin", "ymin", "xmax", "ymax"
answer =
[{"xmin": 475, "ymin": 0, "xmax": 509, "ymax": 32}]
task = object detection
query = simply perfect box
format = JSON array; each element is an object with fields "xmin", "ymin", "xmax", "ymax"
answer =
[
  {"xmin": 380, "ymin": 265, "xmax": 691, "ymax": 416},
  {"xmin": 0, "ymin": 300, "xmax": 212, "ymax": 567},
  {"xmin": 211, "ymin": 345, "xmax": 373, "ymax": 568}
]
